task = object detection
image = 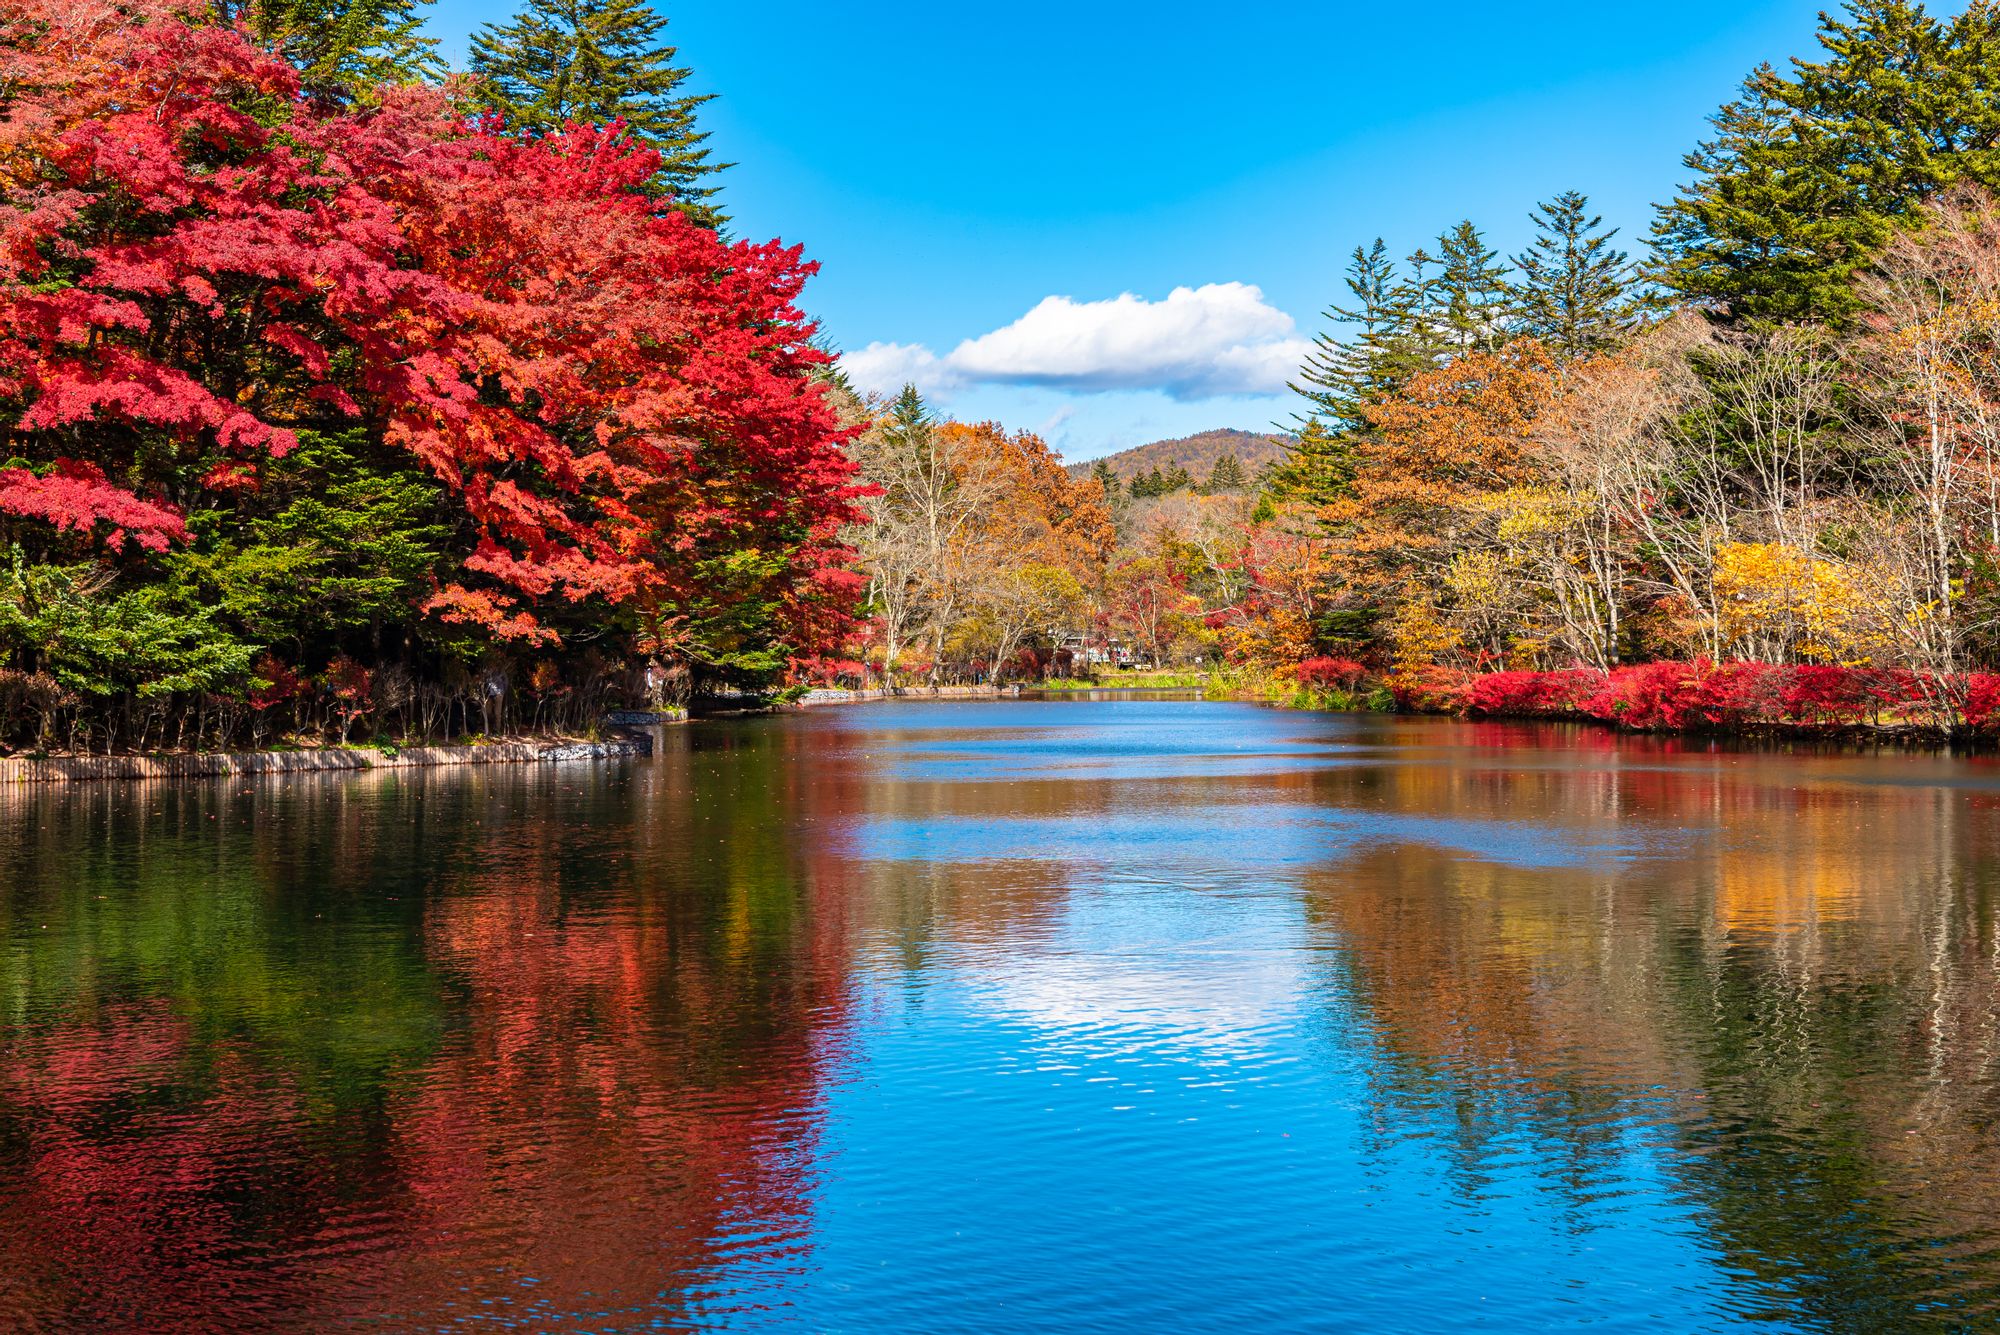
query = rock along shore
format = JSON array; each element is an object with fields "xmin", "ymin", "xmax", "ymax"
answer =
[{"xmin": 0, "ymin": 736, "xmax": 651, "ymax": 785}]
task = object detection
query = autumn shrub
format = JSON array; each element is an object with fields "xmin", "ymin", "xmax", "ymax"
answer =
[
  {"xmin": 248, "ymin": 656, "xmax": 305, "ymax": 713},
  {"xmin": 1420, "ymin": 660, "xmax": 2000, "ymax": 733},
  {"xmin": 1393, "ymin": 667, "xmax": 1474, "ymax": 714},
  {"xmin": 1293, "ymin": 657, "xmax": 1367, "ymax": 689},
  {"xmin": 1778, "ymin": 665, "xmax": 1884, "ymax": 725},
  {"xmin": 1963, "ymin": 675, "xmax": 2000, "ymax": 731},
  {"xmin": 1465, "ymin": 668, "xmax": 1604, "ymax": 717},
  {"xmin": 323, "ymin": 657, "xmax": 374, "ymax": 744}
]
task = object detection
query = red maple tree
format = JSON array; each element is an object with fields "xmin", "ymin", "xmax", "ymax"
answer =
[{"xmin": 0, "ymin": 0, "xmax": 861, "ymax": 653}]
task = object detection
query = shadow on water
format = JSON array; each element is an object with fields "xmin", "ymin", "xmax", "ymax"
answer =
[{"xmin": 0, "ymin": 699, "xmax": 1996, "ymax": 1331}]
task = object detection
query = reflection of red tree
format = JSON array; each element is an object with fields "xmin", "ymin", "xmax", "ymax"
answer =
[
  {"xmin": 0, "ymin": 1004, "xmax": 316, "ymax": 1329},
  {"xmin": 0, "ymin": 762, "xmax": 857, "ymax": 1332},
  {"xmin": 375, "ymin": 855, "xmax": 851, "ymax": 1325}
]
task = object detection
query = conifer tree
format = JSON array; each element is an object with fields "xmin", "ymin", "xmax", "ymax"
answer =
[
  {"xmin": 1203, "ymin": 453, "xmax": 1246, "ymax": 494},
  {"xmin": 1384, "ymin": 244, "xmax": 1449, "ymax": 377},
  {"xmin": 1435, "ymin": 221, "xmax": 1511, "ymax": 354},
  {"xmin": 470, "ymin": 0, "xmax": 727, "ymax": 225},
  {"xmin": 1290, "ymin": 240, "xmax": 1404, "ymax": 430},
  {"xmin": 1270, "ymin": 421, "xmax": 1356, "ymax": 508},
  {"xmin": 225, "ymin": 0, "xmax": 442, "ymax": 95},
  {"xmin": 1089, "ymin": 459, "xmax": 1122, "ymax": 499},
  {"xmin": 1653, "ymin": 0, "xmax": 2000, "ymax": 324},
  {"xmin": 1511, "ymin": 191, "xmax": 1637, "ymax": 360}
]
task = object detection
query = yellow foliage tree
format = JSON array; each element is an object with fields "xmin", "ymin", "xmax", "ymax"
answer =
[{"xmin": 1711, "ymin": 542, "xmax": 1885, "ymax": 664}]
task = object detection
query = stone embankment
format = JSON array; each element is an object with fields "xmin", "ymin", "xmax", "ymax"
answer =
[{"xmin": 0, "ymin": 736, "xmax": 652, "ymax": 785}]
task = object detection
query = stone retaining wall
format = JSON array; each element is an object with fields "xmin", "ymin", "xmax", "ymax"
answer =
[{"xmin": 0, "ymin": 737, "xmax": 648, "ymax": 785}]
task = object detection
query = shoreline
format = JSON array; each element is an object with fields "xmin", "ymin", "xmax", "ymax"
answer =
[
  {"xmin": 0, "ymin": 735, "xmax": 655, "ymax": 785},
  {"xmin": 9, "ymin": 686, "xmax": 1987, "ymax": 783}
]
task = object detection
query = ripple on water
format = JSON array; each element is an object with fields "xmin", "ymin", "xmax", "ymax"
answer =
[{"xmin": 1, "ymin": 700, "xmax": 1998, "ymax": 1331}]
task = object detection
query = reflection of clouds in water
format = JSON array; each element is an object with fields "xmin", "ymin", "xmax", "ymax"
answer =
[
  {"xmin": 959, "ymin": 946, "xmax": 1309, "ymax": 1063},
  {"xmin": 931, "ymin": 894, "xmax": 1316, "ymax": 1073},
  {"xmin": 841, "ymin": 804, "xmax": 1701, "ymax": 871}
]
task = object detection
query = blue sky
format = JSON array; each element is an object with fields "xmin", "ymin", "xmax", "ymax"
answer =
[{"xmin": 422, "ymin": 1, "xmax": 1832, "ymax": 461}]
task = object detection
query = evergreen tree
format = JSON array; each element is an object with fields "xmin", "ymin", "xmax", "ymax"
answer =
[
  {"xmin": 1435, "ymin": 220, "xmax": 1511, "ymax": 354},
  {"xmin": 1270, "ymin": 421, "xmax": 1356, "ymax": 508},
  {"xmin": 1203, "ymin": 453, "xmax": 1247, "ymax": 493},
  {"xmin": 1384, "ymin": 244, "xmax": 1450, "ymax": 377},
  {"xmin": 470, "ymin": 0, "xmax": 728, "ymax": 226},
  {"xmin": 882, "ymin": 384, "xmax": 934, "ymax": 453},
  {"xmin": 1089, "ymin": 458, "xmax": 1122, "ymax": 499},
  {"xmin": 1653, "ymin": 0, "xmax": 2000, "ymax": 325},
  {"xmin": 225, "ymin": 0, "xmax": 442, "ymax": 95},
  {"xmin": 1290, "ymin": 239, "xmax": 1404, "ymax": 430},
  {"xmin": 1162, "ymin": 465, "xmax": 1192, "ymax": 493},
  {"xmin": 1511, "ymin": 190, "xmax": 1637, "ymax": 359},
  {"xmin": 1130, "ymin": 466, "xmax": 1169, "ymax": 499}
]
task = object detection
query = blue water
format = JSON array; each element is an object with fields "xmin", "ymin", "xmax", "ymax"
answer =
[{"xmin": 2, "ymin": 698, "xmax": 1996, "ymax": 1331}]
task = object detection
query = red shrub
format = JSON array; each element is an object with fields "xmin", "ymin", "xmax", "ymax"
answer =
[
  {"xmin": 249, "ymin": 655, "xmax": 304, "ymax": 711},
  {"xmin": 1465, "ymin": 668, "xmax": 1605, "ymax": 717},
  {"xmin": 1408, "ymin": 659, "xmax": 2000, "ymax": 734},
  {"xmin": 1691, "ymin": 660, "xmax": 1785, "ymax": 725},
  {"xmin": 1294, "ymin": 657, "xmax": 1367, "ymax": 689},
  {"xmin": 1779, "ymin": 666, "xmax": 1882, "ymax": 725},
  {"xmin": 1964, "ymin": 675, "xmax": 2000, "ymax": 730}
]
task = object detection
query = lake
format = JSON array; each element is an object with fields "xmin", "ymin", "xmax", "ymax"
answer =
[{"xmin": 2, "ymin": 697, "xmax": 1997, "ymax": 1332}]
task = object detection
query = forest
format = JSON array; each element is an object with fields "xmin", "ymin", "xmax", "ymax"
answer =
[
  {"xmin": 840, "ymin": 0, "xmax": 2000, "ymax": 736},
  {"xmin": 11, "ymin": 0, "xmax": 2000, "ymax": 750}
]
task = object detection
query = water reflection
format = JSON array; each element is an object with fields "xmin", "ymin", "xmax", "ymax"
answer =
[{"xmin": 0, "ymin": 701, "xmax": 1996, "ymax": 1330}]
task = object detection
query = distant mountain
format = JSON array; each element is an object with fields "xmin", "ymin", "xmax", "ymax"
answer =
[{"xmin": 1066, "ymin": 428, "xmax": 1292, "ymax": 486}]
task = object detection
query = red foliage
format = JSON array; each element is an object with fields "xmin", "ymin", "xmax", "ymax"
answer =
[
  {"xmin": 322, "ymin": 654, "xmax": 372, "ymax": 741},
  {"xmin": 1577, "ymin": 659, "xmax": 1785, "ymax": 730},
  {"xmin": 1392, "ymin": 667, "xmax": 1473, "ymax": 714},
  {"xmin": 1293, "ymin": 657, "xmax": 1367, "ymax": 689},
  {"xmin": 0, "ymin": 0, "xmax": 861, "ymax": 652},
  {"xmin": 0, "ymin": 460, "xmax": 185, "ymax": 552},
  {"xmin": 1964, "ymin": 675, "xmax": 2000, "ymax": 730},
  {"xmin": 247, "ymin": 655, "xmax": 302, "ymax": 710},
  {"xmin": 1436, "ymin": 660, "xmax": 1994, "ymax": 733},
  {"xmin": 1465, "ymin": 668, "xmax": 1603, "ymax": 717},
  {"xmin": 1779, "ymin": 665, "xmax": 1883, "ymax": 724}
]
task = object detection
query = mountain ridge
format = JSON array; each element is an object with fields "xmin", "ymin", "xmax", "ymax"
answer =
[{"xmin": 1065, "ymin": 428, "xmax": 1291, "ymax": 485}]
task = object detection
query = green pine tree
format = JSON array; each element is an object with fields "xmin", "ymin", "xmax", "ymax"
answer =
[
  {"xmin": 1511, "ymin": 191, "xmax": 1637, "ymax": 359},
  {"xmin": 1089, "ymin": 459, "xmax": 1122, "ymax": 498},
  {"xmin": 883, "ymin": 384, "xmax": 934, "ymax": 452},
  {"xmin": 1435, "ymin": 220, "xmax": 1511, "ymax": 354},
  {"xmin": 470, "ymin": 0, "xmax": 728, "ymax": 226},
  {"xmin": 226, "ymin": 0, "xmax": 443, "ymax": 96},
  {"xmin": 1270, "ymin": 421, "xmax": 1356, "ymax": 508},
  {"xmin": 1653, "ymin": 0, "xmax": 2000, "ymax": 325},
  {"xmin": 1162, "ymin": 465, "xmax": 1192, "ymax": 493},
  {"xmin": 1384, "ymin": 244, "xmax": 1450, "ymax": 378},
  {"xmin": 1290, "ymin": 240, "xmax": 1406, "ymax": 430},
  {"xmin": 1202, "ymin": 453, "xmax": 1247, "ymax": 494}
]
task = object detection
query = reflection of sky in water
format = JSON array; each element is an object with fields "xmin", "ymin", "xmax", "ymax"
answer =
[
  {"xmin": 715, "ymin": 704, "xmax": 1746, "ymax": 1331},
  {"xmin": 770, "ymin": 826, "xmax": 1738, "ymax": 1333},
  {"xmin": 842, "ymin": 804, "xmax": 1700, "ymax": 871},
  {"xmin": 871, "ymin": 723, "xmax": 1358, "ymax": 782}
]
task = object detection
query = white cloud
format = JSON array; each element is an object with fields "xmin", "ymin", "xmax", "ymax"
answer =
[
  {"xmin": 840, "ymin": 341, "xmax": 963, "ymax": 398},
  {"xmin": 839, "ymin": 282, "xmax": 1310, "ymax": 403}
]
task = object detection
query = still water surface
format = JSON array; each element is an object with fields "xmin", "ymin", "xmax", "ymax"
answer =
[{"xmin": 2, "ymin": 698, "xmax": 1999, "ymax": 1331}]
